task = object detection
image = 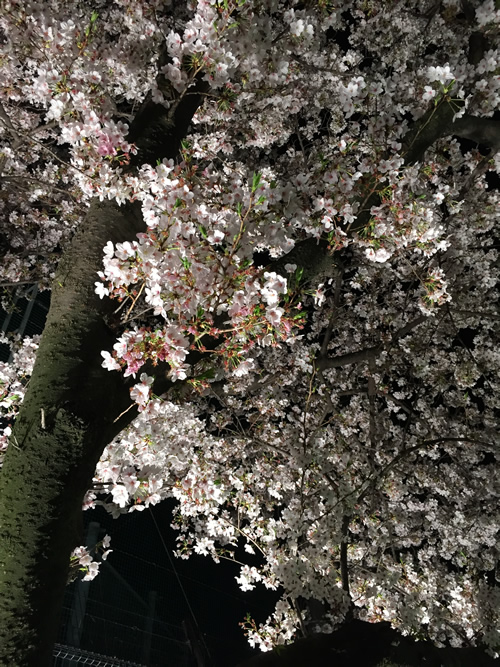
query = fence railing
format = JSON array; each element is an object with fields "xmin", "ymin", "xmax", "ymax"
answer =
[{"xmin": 53, "ymin": 643, "xmax": 146, "ymax": 667}]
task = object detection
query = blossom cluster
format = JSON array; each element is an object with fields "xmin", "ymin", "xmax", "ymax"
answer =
[
  {"xmin": 1, "ymin": 0, "xmax": 500, "ymax": 657},
  {"xmin": 0, "ymin": 333, "xmax": 40, "ymax": 463},
  {"xmin": 69, "ymin": 535, "xmax": 112, "ymax": 582}
]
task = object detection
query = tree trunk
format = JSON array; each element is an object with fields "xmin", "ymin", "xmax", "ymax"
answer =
[
  {"xmin": 0, "ymin": 75, "xmax": 206, "ymax": 666},
  {"xmin": 0, "ymin": 199, "xmax": 146, "ymax": 666}
]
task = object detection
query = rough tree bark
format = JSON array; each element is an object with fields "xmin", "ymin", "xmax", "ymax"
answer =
[{"xmin": 0, "ymin": 199, "xmax": 145, "ymax": 666}]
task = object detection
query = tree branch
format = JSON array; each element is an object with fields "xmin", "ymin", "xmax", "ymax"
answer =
[
  {"xmin": 357, "ymin": 436, "xmax": 496, "ymax": 504},
  {"xmin": 317, "ymin": 316, "xmax": 427, "ymax": 372},
  {"xmin": 450, "ymin": 115, "xmax": 500, "ymax": 151},
  {"xmin": 270, "ymin": 95, "xmax": 498, "ymax": 280},
  {"xmin": 340, "ymin": 515, "xmax": 351, "ymax": 598},
  {"xmin": 316, "ymin": 345, "xmax": 381, "ymax": 371}
]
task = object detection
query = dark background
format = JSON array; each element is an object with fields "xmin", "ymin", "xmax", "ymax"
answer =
[{"xmin": 57, "ymin": 499, "xmax": 276, "ymax": 667}]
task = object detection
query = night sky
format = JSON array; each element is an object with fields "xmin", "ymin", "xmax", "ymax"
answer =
[{"xmin": 58, "ymin": 498, "xmax": 277, "ymax": 667}]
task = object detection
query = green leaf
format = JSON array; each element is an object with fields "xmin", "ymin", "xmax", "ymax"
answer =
[
  {"xmin": 251, "ymin": 172, "xmax": 262, "ymax": 193},
  {"xmin": 199, "ymin": 225, "xmax": 208, "ymax": 239},
  {"xmin": 236, "ymin": 202, "xmax": 243, "ymax": 216},
  {"xmin": 84, "ymin": 11, "xmax": 99, "ymax": 38}
]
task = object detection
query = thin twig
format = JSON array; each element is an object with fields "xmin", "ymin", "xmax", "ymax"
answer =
[
  {"xmin": 113, "ymin": 402, "xmax": 135, "ymax": 423},
  {"xmin": 219, "ymin": 516, "xmax": 266, "ymax": 557},
  {"xmin": 124, "ymin": 281, "xmax": 146, "ymax": 319}
]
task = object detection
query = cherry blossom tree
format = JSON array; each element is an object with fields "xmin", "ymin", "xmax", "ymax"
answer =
[{"xmin": 0, "ymin": 0, "xmax": 499, "ymax": 665}]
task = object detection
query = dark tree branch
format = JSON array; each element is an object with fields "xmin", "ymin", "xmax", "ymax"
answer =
[
  {"xmin": 316, "ymin": 316, "xmax": 426, "ymax": 372},
  {"xmin": 357, "ymin": 436, "xmax": 496, "ymax": 505},
  {"xmin": 339, "ymin": 515, "xmax": 351, "ymax": 598},
  {"xmin": 273, "ymin": 97, "xmax": 499, "ymax": 277},
  {"xmin": 316, "ymin": 345, "xmax": 381, "ymax": 371},
  {"xmin": 450, "ymin": 115, "xmax": 500, "ymax": 151},
  {"xmin": 126, "ymin": 45, "xmax": 209, "ymax": 169}
]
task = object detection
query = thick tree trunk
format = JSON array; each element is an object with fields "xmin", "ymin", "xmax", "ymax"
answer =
[
  {"xmin": 0, "ymin": 74, "xmax": 206, "ymax": 665},
  {"xmin": 0, "ymin": 199, "xmax": 147, "ymax": 666}
]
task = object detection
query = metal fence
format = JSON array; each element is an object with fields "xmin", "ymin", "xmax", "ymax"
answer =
[
  {"xmin": 53, "ymin": 643, "xmax": 146, "ymax": 667},
  {"xmin": 55, "ymin": 521, "xmax": 197, "ymax": 667},
  {"xmin": 0, "ymin": 283, "xmax": 50, "ymax": 360}
]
